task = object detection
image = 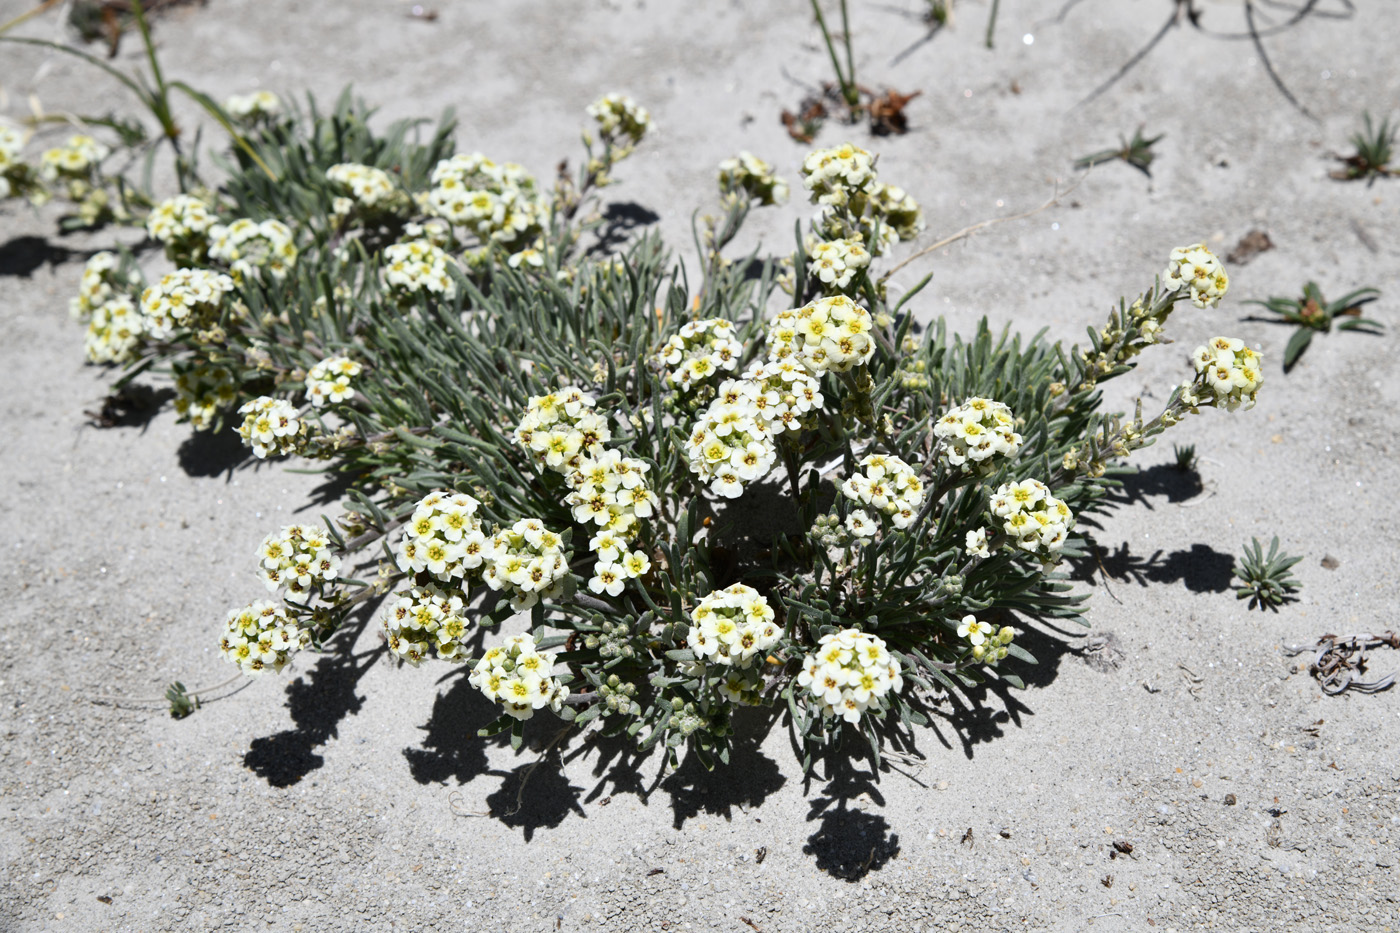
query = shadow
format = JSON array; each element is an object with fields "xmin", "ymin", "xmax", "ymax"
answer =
[
  {"xmin": 0, "ymin": 235, "xmax": 79, "ymax": 277},
  {"xmin": 589, "ymin": 201, "xmax": 660, "ymax": 256},
  {"xmin": 484, "ymin": 756, "xmax": 589, "ymax": 842},
  {"xmin": 662, "ymin": 710, "xmax": 787, "ymax": 829},
  {"xmin": 402, "ymin": 672, "xmax": 499, "ymax": 786},
  {"xmin": 804, "ymin": 759, "xmax": 900, "ymax": 881},
  {"xmin": 1105, "ymin": 463, "xmax": 1203, "ymax": 509},
  {"xmin": 177, "ymin": 425, "xmax": 252, "ymax": 478},
  {"xmin": 243, "ymin": 608, "xmax": 386, "ymax": 787},
  {"xmin": 1074, "ymin": 540, "xmax": 1236, "ymax": 594},
  {"xmin": 83, "ymin": 384, "xmax": 175, "ymax": 431},
  {"xmin": 299, "ymin": 466, "xmax": 361, "ymax": 512}
]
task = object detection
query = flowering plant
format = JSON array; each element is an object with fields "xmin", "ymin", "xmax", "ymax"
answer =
[{"xmin": 25, "ymin": 73, "xmax": 1267, "ymax": 768}]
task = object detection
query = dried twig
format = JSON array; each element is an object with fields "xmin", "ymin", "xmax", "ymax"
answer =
[{"xmin": 881, "ymin": 174, "xmax": 1083, "ymax": 281}]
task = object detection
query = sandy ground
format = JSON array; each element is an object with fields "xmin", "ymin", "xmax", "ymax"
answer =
[{"xmin": 2, "ymin": 1, "xmax": 1398, "ymax": 930}]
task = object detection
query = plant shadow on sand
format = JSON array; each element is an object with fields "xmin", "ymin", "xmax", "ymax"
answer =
[
  {"xmin": 803, "ymin": 757, "xmax": 901, "ymax": 881},
  {"xmin": 403, "ymin": 681, "xmax": 788, "ymax": 841},
  {"xmin": 0, "ymin": 235, "xmax": 81, "ymax": 277},
  {"xmin": 243, "ymin": 602, "xmax": 387, "ymax": 787}
]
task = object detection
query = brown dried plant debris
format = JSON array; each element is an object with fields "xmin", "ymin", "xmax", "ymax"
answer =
[
  {"xmin": 1282, "ymin": 631, "xmax": 1399, "ymax": 695},
  {"xmin": 781, "ymin": 84, "xmax": 921, "ymax": 142},
  {"xmin": 1226, "ymin": 229, "xmax": 1274, "ymax": 265}
]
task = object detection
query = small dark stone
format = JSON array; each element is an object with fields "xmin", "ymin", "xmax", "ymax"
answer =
[
  {"xmin": 1320, "ymin": 555, "xmax": 1340, "ymax": 570},
  {"xmin": 1225, "ymin": 794, "xmax": 1237, "ymax": 806}
]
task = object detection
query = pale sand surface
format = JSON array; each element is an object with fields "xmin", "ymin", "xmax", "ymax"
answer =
[{"xmin": 1, "ymin": 1, "xmax": 1398, "ymax": 930}]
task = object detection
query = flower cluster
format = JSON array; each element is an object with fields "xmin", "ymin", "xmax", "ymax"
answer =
[
  {"xmin": 139, "ymin": 268, "xmax": 236, "ymax": 339},
  {"xmin": 654, "ymin": 318, "xmax": 742, "ymax": 390},
  {"xmin": 684, "ymin": 383, "xmax": 779, "ymax": 498},
  {"xmin": 1163, "ymin": 243, "xmax": 1229, "ymax": 309},
  {"xmin": 224, "ymin": 91, "xmax": 282, "ymax": 125},
  {"xmin": 39, "ymin": 134, "xmax": 107, "ymax": 185},
  {"xmin": 327, "ymin": 162, "xmax": 405, "ymax": 217},
  {"xmin": 957, "ymin": 615, "xmax": 1016, "ymax": 663},
  {"xmin": 427, "ymin": 153, "xmax": 543, "ymax": 255},
  {"xmin": 382, "ymin": 239, "xmax": 457, "ymax": 300},
  {"xmin": 797, "ymin": 629, "xmax": 904, "ymax": 724},
  {"xmin": 1184, "ymin": 336, "xmax": 1263, "ymax": 412},
  {"xmin": 807, "ymin": 236, "xmax": 870, "ymax": 293},
  {"xmin": 256, "ymin": 523, "xmax": 341, "ymax": 599},
  {"xmin": 734, "ymin": 359, "xmax": 823, "ymax": 435},
  {"xmin": 766, "ymin": 294, "xmax": 875, "ymax": 374},
  {"xmin": 0, "ymin": 123, "xmax": 39, "ymax": 201},
  {"xmin": 146, "ymin": 195, "xmax": 217, "ymax": 261},
  {"xmin": 512, "ymin": 386, "xmax": 612, "ymax": 473},
  {"xmin": 587, "ymin": 94, "xmax": 651, "ymax": 148},
  {"xmin": 383, "ymin": 583, "xmax": 471, "ymax": 665},
  {"xmin": 172, "ymin": 360, "xmax": 236, "ymax": 430},
  {"xmin": 801, "ymin": 143, "xmax": 876, "ymax": 206},
  {"xmin": 990, "ymin": 479, "xmax": 1075, "ymax": 568},
  {"xmin": 71, "ymin": 250, "xmax": 137, "ymax": 320},
  {"xmin": 394, "ymin": 490, "xmax": 489, "ymax": 583},
  {"xmin": 469, "ymin": 635, "xmax": 570, "ymax": 720},
  {"xmin": 565, "ymin": 449, "xmax": 657, "ymax": 549},
  {"xmin": 481, "ymin": 518, "xmax": 571, "ymax": 610},
  {"xmin": 219, "ymin": 600, "xmax": 311, "ymax": 674},
  {"xmin": 717, "ymin": 151, "xmax": 788, "ymax": 207},
  {"xmin": 801, "ymin": 143, "xmax": 924, "ymax": 256},
  {"xmin": 685, "ymin": 584, "xmax": 780, "ymax": 669},
  {"xmin": 208, "ymin": 217, "xmax": 298, "ymax": 281},
  {"xmin": 934, "ymin": 397, "xmax": 1024, "ymax": 473},
  {"xmin": 841, "ymin": 454, "xmax": 926, "ymax": 529},
  {"xmin": 305, "ymin": 356, "xmax": 362, "ymax": 407},
  {"xmin": 83, "ymin": 297, "xmax": 144, "ymax": 364},
  {"xmin": 236, "ymin": 396, "xmax": 305, "ymax": 459}
]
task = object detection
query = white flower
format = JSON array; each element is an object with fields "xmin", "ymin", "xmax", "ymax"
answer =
[
  {"xmin": 305, "ymin": 356, "xmax": 362, "ymax": 407},
  {"xmin": 327, "ymin": 162, "xmax": 403, "ymax": 213},
  {"xmin": 254, "ymin": 524, "xmax": 340, "ymax": 602},
  {"xmin": 469, "ymin": 635, "xmax": 568, "ymax": 721},
  {"xmin": 146, "ymin": 195, "xmax": 216, "ymax": 258},
  {"xmin": 766, "ymin": 294, "xmax": 875, "ymax": 374},
  {"xmin": 426, "ymin": 152, "xmax": 544, "ymax": 254},
  {"xmin": 965, "ymin": 527, "xmax": 991, "ymax": 558},
  {"xmin": 990, "ymin": 478, "xmax": 1075, "ymax": 569},
  {"xmin": 481, "ymin": 518, "xmax": 571, "ymax": 610},
  {"xmin": 82, "ymin": 297, "xmax": 144, "ymax": 364},
  {"xmin": 797, "ymin": 629, "xmax": 902, "ymax": 724},
  {"xmin": 684, "ymin": 388, "xmax": 778, "ymax": 498},
  {"xmin": 1164, "ymin": 243, "xmax": 1229, "ymax": 309},
  {"xmin": 1187, "ymin": 337, "xmax": 1263, "ymax": 412},
  {"xmin": 653, "ymin": 318, "xmax": 742, "ymax": 391},
  {"xmin": 686, "ymin": 584, "xmax": 779, "ymax": 670},
  {"xmin": 382, "ymin": 582, "xmax": 471, "ymax": 665},
  {"xmin": 138, "ymin": 268, "xmax": 236, "ymax": 340},
  {"xmin": 840, "ymin": 454, "xmax": 926, "ymax": 529},
  {"xmin": 236, "ymin": 396, "xmax": 305, "ymax": 459},
  {"xmin": 718, "ymin": 151, "xmax": 788, "ymax": 206},
  {"xmin": 219, "ymin": 600, "xmax": 311, "ymax": 675},
  {"xmin": 934, "ymin": 397, "xmax": 1023, "ymax": 474},
  {"xmin": 382, "ymin": 238, "xmax": 457, "ymax": 300},
  {"xmin": 208, "ymin": 217, "xmax": 298, "ymax": 281},
  {"xmin": 587, "ymin": 94, "xmax": 651, "ymax": 147},
  {"xmin": 224, "ymin": 91, "xmax": 282, "ymax": 124},
  {"xmin": 394, "ymin": 490, "xmax": 488, "ymax": 583}
]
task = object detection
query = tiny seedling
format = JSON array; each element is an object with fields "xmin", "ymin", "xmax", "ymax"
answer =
[
  {"xmin": 165, "ymin": 681, "xmax": 199, "ymax": 719},
  {"xmin": 1245, "ymin": 282, "xmax": 1382, "ymax": 372},
  {"xmin": 1330, "ymin": 112, "xmax": 1396, "ymax": 185},
  {"xmin": 1172, "ymin": 443, "xmax": 1197, "ymax": 473},
  {"xmin": 810, "ymin": 0, "xmax": 861, "ymax": 117},
  {"xmin": 1234, "ymin": 536, "xmax": 1302, "ymax": 611},
  {"xmin": 1075, "ymin": 127, "xmax": 1163, "ymax": 177}
]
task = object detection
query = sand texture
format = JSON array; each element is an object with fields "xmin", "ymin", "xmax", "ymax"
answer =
[{"xmin": 1, "ymin": 0, "xmax": 1398, "ymax": 930}]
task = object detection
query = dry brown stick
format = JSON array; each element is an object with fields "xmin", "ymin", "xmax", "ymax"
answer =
[{"xmin": 881, "ymin": 172, "xmax": 1086, "ymax": 281}]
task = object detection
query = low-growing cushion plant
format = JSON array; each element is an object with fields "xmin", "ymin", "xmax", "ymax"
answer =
[{"xmin": 4, "ymin": 54, "xmax": 1268, "ymax": 769}]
